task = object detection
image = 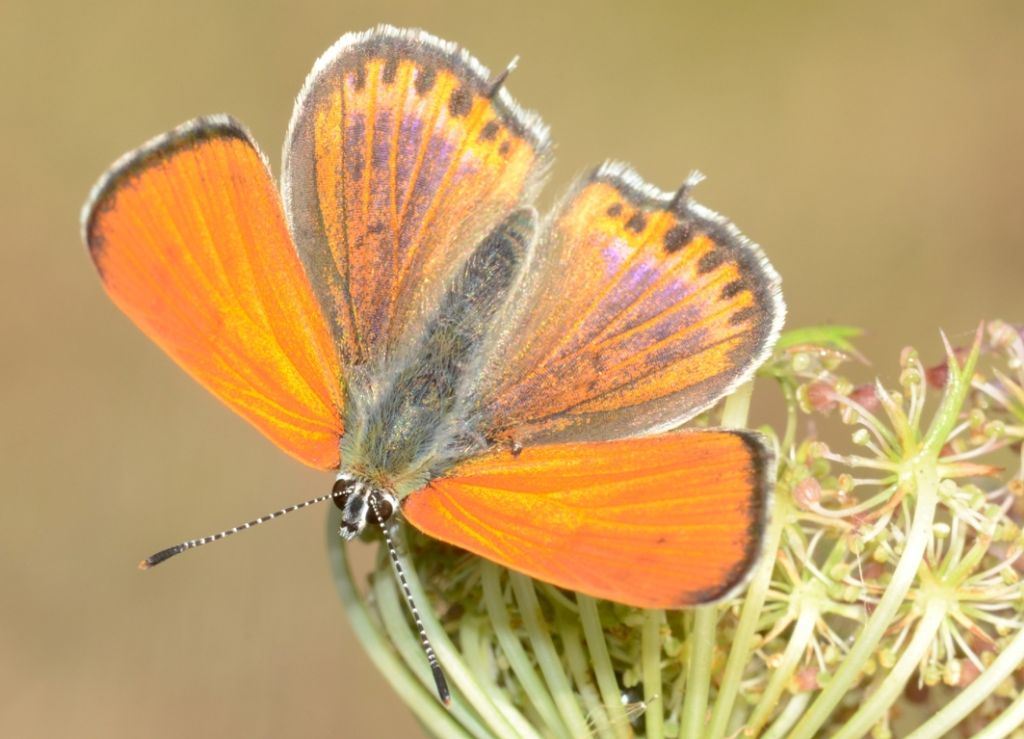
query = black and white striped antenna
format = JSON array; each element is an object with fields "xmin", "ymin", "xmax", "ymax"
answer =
[
  {"xmin": 367, "ymin": 494, "xmax": 452, "ymax": 706},
  {"xmin": 137, "ymin": 484, "xmax": 453, "ymax": 707},
  {"xmin": 138, "ymin": 490, "xmax": 343, "ymax": 569}
]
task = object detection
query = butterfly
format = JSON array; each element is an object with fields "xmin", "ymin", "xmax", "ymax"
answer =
[{"xmin": 83, "ymin": 25, "xmax": 784, "ymax": 702}]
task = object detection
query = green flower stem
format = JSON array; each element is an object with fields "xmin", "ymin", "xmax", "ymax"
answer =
[
  {"xmin": 707, "ymin": 380, "xmax": 785, "ymax": 738},
  {"xmin": 642, "ymin": 608, "xmax": 666, "ymax": 739},
  {"xmin": 326, "ymin": 516, "xmax": 470, "ymax": 739},
  {"xmin": 480, "ymin": 562, "xmax": 569, "ymax": 737},
  {"xmin": 922, "ymin": 330, "xmax": 981, "ymax": 453},
  {"xmin": 680, "ymin": 385, "xmax": 755, "ymax": 737},
  {"xmin": 371, "ymin": 567, "xmax": 492, "ymax": 738},
  {"xmin": 390, "ymin": 529, "xmax": 524, "ymax": 738},
  {"xmin": 680, "ymin": 606, "xmax": 717, "ymax": 737},
  {"xmin": 557, "ymin": 611, "xmax": 615, "ymax": 739},
  {"xmin": 945, "ymin": 532, "xmax": 993, "ymax": 585},
  {"xmin": 707, "ymin": 499, "xmax": 788, "ymax": 738},
  {"xmin": 789, "ymin": 337, "xmax": 980, "ymax": 739},
  {"xmin": 832, "ymin": 597, "xmax": 948, "ymax": 739},
  {"xmin": 789, "ymin": 455, "xmax": 940, "ymax": 738},
  {"xmin": 972, "ymin": 683, "xmax": 1024, "ymax": 739},
  {"xmin": 509, "ymin": 572, "xmax": 592, "ymax": 738},
  {"xmin": 745, "ymin": 601, "xmax": 819, "ymax": 735},
  {"xmin": 721, "ymin": 380, "xmax": 755, "ymax": 428},
  {"xmin": 458, "ymin": 616, "xmax": 543, "ymax": 739},
  {"xmin": 539, "ymin": 582, "xmax": 581, "ymax": 613},
  {"xmin": 760, "ymin": 690, "xmax": 811, "ymax": 739},
  {"xmin": 905, "ymin": 620, "xmax": 1024, "ymax": 739},
  {"xmin": 577, "ymin": 595, "xmax": 633, "ymax": 739},
  {"xmin": 780, "ymin": 380, "xmax": 799, "ymax": 455}
]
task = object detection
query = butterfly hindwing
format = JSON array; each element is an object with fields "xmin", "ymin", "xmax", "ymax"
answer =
[
  {"xmin": 283, "ymin": 26, "xmax": 551, "ymax": 369},
  {"xmin": 472, "ymin": 163, "xmax": 785, "ymax": 445},
  {"xmin": 402, "ymin": 430, "xmax": 771, "ymax": 608},
  {"xmin": 83, "ymin": 117, "xmax": 345, "ymax": 469}
]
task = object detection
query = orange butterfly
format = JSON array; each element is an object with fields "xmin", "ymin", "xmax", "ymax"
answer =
[{"xmin": 83, "ymin": 25, "xmax": 784, "ymax": 700}]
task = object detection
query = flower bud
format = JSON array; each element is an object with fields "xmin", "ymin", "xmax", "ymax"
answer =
[
  {"xmin": 850, "ymin": 385, "xmax": 881, "ymax": 412},
  {"xmin": 792, "ymin": 665, "xmax": 820, "ymax": 692},
  {"xmin": 805, "ymin": 381, "xmax": 839, "ymax": 413},
  {"xmin": 793, "ymin": 477, "xmax": 822, "ymax": 509},
  {"xmin": 900, "ymin": 367, "xmax": 922, "ymax": 389},
  {"xmin": 942, "ymin": 659, "xmax": 961, "ymax": 686},
  {"xmin": 792, "ymin": 352, "xmax": 812, "ymax": 373}
]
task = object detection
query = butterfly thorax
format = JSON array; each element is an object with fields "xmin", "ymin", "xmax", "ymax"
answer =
[{"xmin": 338, "ymin": 208, "xmax": 535, "ymax": 497}]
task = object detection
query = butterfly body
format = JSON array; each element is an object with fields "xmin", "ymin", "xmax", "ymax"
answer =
[
  {"xmin": 85, "ymin": 25, "xmax": 785, "ymax": 610},
  {"xmin": 344, "ymin": 207, "xmax": 535, "ymax": 495}
]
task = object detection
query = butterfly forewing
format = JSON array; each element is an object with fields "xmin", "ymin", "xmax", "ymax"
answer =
[
  {"xmin": 83, "ymin": 117, "xmax": 345, "ymax": 469},
  {"xmin": 473, "ymin": 163, "xmax": 785, "ymax": 445},
  {"xmin": 283, "ymin": 27, "xmax": 551, "ymax": 369}
]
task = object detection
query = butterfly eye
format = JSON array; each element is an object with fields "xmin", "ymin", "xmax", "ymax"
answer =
[
  {"xmin": 332, "ymin": 476, "xmax": 356, "ymax": 510},
  {"xmin": 367, "ymin": 494, "xmax": 395, "ymax": 526}
]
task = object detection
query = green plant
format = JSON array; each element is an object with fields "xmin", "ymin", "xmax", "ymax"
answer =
[{"xmin": 330, "ymin": 320, "xmax": 1024, "ymax": 738}]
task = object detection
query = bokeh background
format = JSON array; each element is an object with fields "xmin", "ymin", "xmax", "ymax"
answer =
[{"xmin": 2, "ymin": 1, "xmax": 1022, "ymax": 737}]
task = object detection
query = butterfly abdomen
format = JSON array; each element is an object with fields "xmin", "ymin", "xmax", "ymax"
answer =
[{"xmin": 354, "ymin": 208, "xmax": 536, "ymax": 489}]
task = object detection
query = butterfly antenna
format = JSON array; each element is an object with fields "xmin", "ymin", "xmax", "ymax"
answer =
[
  {"xmin": 368, "ymin": 495, "xmax": 452, "ymax": 707},
  {"xmin": 138, "ymin": 491, "xmax": 342, "ymax": 569}
]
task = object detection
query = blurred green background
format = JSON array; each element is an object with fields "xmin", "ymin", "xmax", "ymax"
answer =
[{"xmin": 2, "ymin": 1, "xmax": 1022, "ymax": 737}]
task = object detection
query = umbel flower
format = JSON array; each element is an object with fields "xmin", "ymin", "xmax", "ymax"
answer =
[{"xmin": 332, "ymin": 320, "xmax": 1024, "ymax": 738}]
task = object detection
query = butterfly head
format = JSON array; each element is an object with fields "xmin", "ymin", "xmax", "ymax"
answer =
[{"xmin": 332, "ymin": 473, "xmax": 399, "ymax": 540}]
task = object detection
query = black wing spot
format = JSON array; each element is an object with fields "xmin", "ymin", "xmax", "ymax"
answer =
[
  {"xmin": 730, "ymin": 306, "xmax": 757, "ymax": 325},
  {"xmin": 352, "ymin": 64, "xmax": 367, "ymax": 91},
  {"xmin": 698, "ymin": 249, "xmax": 724, "ymax": 274},
  {"xmin": 449, "ymin": 86, "xmax": 473, "ymax": 117},
  {"xmin": 414, "ymin": 65, "xmax": 437, "ymax": 95},
  {"xmin": 606, "ymin": 203, "xmax": 623, "ymax": 218},
  {"xmin": 479, "ymin": 120, "xmax": 500, "ymax": 141},
  {"xmin": 663, "ymin": 223, "xmax": 693, "ymax": 253},
  {"xmin": 625, "ymin": 212, "xmax": 647, "ymax": 233},
  {"xmin": 382, "ymin": 55, "xmax": 398, "ymax": 84},
  {"xmin": 721, "ymin": 279, "xmax": 745, "ymax": 300}
]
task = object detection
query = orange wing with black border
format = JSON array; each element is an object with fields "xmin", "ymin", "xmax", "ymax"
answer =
[
  {"xmin": 283, "ymin": 26, "xmax": 551, "ymax": 369},
  {"xmin": 83, "ymin": 116, "xmax": 344, "ymax": 469},
  {"xmin": 473, "ymin": 164, "xmax": 785, "ymax": 445},
  {"xmin": 403, "ymin": 430, "xmax": 771, "ymax": 607}
]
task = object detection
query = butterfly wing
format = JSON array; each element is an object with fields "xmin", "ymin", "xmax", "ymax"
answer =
[
  {"xmin": 403, "ymin": 430, "xmax": 770, "ymax": 607},
  {"xmin": 283, "ymin": 25, "xmax": 551, "ymax": 369},
  {"xmin": 83, "ymin": 116, "xmax": 344, "ymax": 469},
  {"xmin": 471, "ymin": 163, "xmax": 785, "ymax": 445}
]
